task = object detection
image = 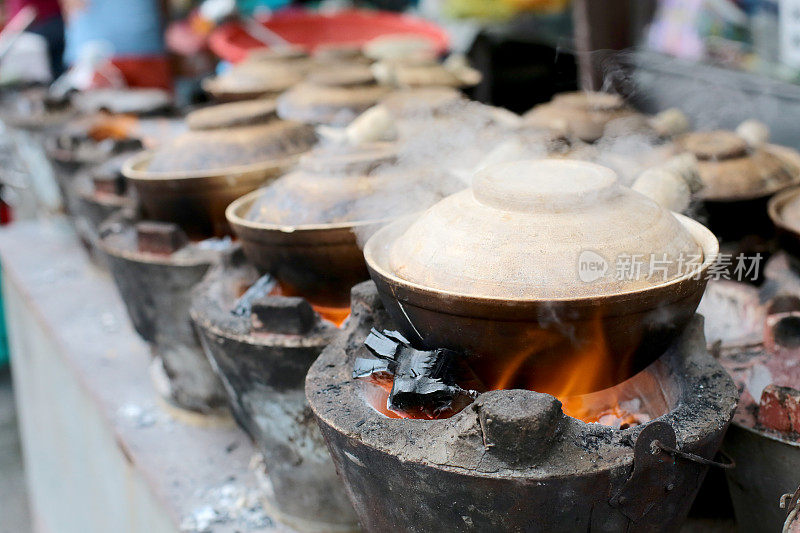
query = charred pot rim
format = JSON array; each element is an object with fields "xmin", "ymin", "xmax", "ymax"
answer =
[
  {"xmin": 731, "ymin": 419, "xmax": 800, "ymax": 449},
  {"xmin": 769, "ymin": 186, "xmax": 800, "ymax": 261},
  {"xmin": 364, "ymin": 213, "xmax": 719, "ymax": 312},
  {"xmin": 189, "ymin": 249, "xmax": 338, "ymax": 347},
  {"xmin": 226, "ymin": 188, "xmax": 391, "ymax": 237},
  {"xmin": 694, "ymin": 145, "xmax": 800, "ymax": 202},
  {"xmin": 98, "ymin": 215, "xmax": 225, "ymax": 268},
  {"xmin": 306, "ymin": 291, "xmax": 738, "ymax": 477},
  {"xmin": 122, "ymin": 150, "xmax": 301, "ymax": 183},
  {"xmin": 123, "ymin": 152, "xmax": 299, "ymax": 239},
  {"xmin": 227, "ymin": 190, "xmax": 384, "ymax": 308}
]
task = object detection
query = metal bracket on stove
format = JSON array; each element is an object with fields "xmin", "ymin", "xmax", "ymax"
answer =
[
  {"xmin": 610, "ymin": 421, "xmax": 678, "ymax": 522},
  {"xmin": 781, "ymin": 485, "xmax": 800, "ymax": 532}
]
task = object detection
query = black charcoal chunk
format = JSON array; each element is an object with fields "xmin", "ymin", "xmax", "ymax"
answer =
[
  {"xmin": 250, "ymin": 295, "xmax": 315, "ymax": 335},
  {"xmin": 357, "ymin": 328, "xmax": 477, "ymax": 416},
  {"xmin": 232, "ymin": 274, "xmax": 276, "ymax": 317}
]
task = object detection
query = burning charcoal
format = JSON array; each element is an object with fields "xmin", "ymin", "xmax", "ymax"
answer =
[
  {"xmin": 357, "ymin": 328, "xmax": 478, "ymax": 417},
  {"xmin": 136, "ymin": 221, "xmax": 188, "ymax": 255},
  {"xmin": 231, "ymin": 274, "xmax": 276, "ymax": 317},
  {"xmin": 353, "ymin": 357, "xmax": 393, "ymax": 380},
  {"xmin": 389, "ymin": 348, "xmax": 470, "ymax": 415},
  {"xmin": 363, "ymin": 328, "xmax": 409, "ymax": 361},
  {"xmin": 758, "ymin": 384, "xmax": 800, "ymax": 434},
  {"xmin": 250, "ymin": 295, "xmax": 315, "ymax": 335}
]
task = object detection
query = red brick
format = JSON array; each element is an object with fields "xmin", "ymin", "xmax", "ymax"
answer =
[{"xmin": 758, "ymin": 384, "xmax": 800, "ymax": 434}]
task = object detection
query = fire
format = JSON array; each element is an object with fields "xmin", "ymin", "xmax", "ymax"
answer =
[
  {"xmin": 270, "ymin": 282, "xmax": 350, "ymax": 327},
  {"xmin": 359, "ymin": 310, "xmax": 668, "ymax": 427},
  {"xmin": 488, "ymin": 311, "xmax": 650, "ymax": 424},
  {"xmin": 88, "ymin": 113, "xmax": 139, "ymax": 141}
]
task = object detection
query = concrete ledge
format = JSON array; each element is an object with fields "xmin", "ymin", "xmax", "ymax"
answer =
[{"xmin": 0, "ymin": 218, "xmax": 286, "ymax": 533}]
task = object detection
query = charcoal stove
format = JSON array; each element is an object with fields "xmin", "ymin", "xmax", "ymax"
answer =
[
  {"xmin": 306, "ymin": 281, "xmax": 738, "ymax": 532},
  {"xmin": 303, "ymin": 159, "xmax": 740, "ymax": 531},
  {"xmin": 701, "ymin": 253, "xmax": 800, "ymax": 533},
  {"xmin": 71, "ymin": 153, "xmax": 139, "ymax": 266},
  {"xmin": 99, "ymin": 214, "xmax": 228, "ymax": 414},
  {"xmin": 45, "ymin": 88, "xmax": 174, "ymax": 215},
  {"xmin": 190, "ymin": 249, "xmax": 358, "ymax": 531}
]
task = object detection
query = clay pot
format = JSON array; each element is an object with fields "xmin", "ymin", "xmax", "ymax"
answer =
[
  {"xmin": 678, "ymin": 130, "xmax": 800, "ymax": 202},
  {"xmin": 202, "ymin": 61, "xmax": 307, "ymax": 102},
  {"xmin": 364, "ymin": 159, "xmax": 718, "ymax": 392},
  {"xmin": 226, "ymin": 143, "xmax": 443, "ymax": 307},
  {"xmin": 276, "ymin": 64, "xmax": 392, "ymax": 126},
  {"xmin": 123, "ymin": 104, "xmax": 316, "ymax": 238},
  {"xmin": 523, "ymin": 91, "xmax": 640, "ymax": 143}
]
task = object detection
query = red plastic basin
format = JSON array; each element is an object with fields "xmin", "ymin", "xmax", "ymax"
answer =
[{"xmin": 209, "ymin": 9, "xmax": 450, "ymax": 63}]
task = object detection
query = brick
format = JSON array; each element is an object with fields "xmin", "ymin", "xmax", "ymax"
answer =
[
  {"xmin": 135, "ymin": 221, "xmax": 188, "ymax": 255},
  {"xmin": 758, "ymin": 384, "xmax": 800, "ymax": 434},
  {"xmin": 251, "ymin": 295, "xmax": 315, "ymax": 335}
]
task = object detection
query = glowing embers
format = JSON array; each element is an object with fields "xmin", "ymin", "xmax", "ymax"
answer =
[
  {"xmin": 268, "ymin": 280, "xmax": 351, "ymax": 327},
  {"xmin": 233, "ymin": 274, "xmax": 351, "ymax": 328},
  {"xmin": 354, "ymin": 319, "xmax": 669, "ymax": 427},
  {"xmin": 354, "ymin": 329, "xmax": 479, "ymax": 419}
]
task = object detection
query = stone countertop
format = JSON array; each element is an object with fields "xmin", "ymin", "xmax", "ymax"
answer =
[{"xmin": 0, "ymin": 217, "xmax": 287, "ymax": 532}]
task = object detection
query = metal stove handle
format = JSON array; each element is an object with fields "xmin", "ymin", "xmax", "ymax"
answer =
[
  {"xmin": 651, "ymin": 440, "xmax": 736, "ymax": 470},
  {"xmin": 782, "ymin": 486, "xmax": 800, "ymax": 533}
]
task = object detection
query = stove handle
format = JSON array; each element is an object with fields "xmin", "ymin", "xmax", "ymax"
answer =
[{"xmin": 651, "ymin": 440, "xmax": 736, "ymax": 470}]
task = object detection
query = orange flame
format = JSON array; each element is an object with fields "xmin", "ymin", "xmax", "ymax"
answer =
[
  {"xmin": 358, "ymin": 311, "xmax": 667, "ymax": 426},
  {"xmin": 270, "ymin": 282, "xmax": 350, "ymax": 327}
]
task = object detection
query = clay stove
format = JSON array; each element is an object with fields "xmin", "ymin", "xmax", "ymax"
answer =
[
  {"xmin": 701, "ymin": 253, "xmax": 800, "ymax": 533},
  {"xmin": 190, "ymin": 249, "xmax": 358, "ymax": 532},
  {"xmin": 307, "ymin": 282, "xmax": 737, "ymax": 532},
  {"xmin": 99, "ymin": 214, "xmax": 228, "ymax": 414}
]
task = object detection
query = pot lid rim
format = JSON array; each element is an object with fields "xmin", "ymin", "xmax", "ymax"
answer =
[
  {"xmin": 364, "ymin": 213, "xmax": 719, "ymax": 304},
  {"xmin": 122, "ymin": 150, "xmax": 302, "ymax": 181}
]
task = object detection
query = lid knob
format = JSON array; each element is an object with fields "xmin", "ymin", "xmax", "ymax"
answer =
[
  {"xmin": 682, "ymin": 131, "xmax": 748, "ymax": 160},
  {"xmin": 472, "ymin": 159, "xmax": 620, "ymax": 212}
]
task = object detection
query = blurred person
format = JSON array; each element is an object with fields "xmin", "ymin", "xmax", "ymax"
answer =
[
  {"xmin": 4, "ymin": 0, "xmax": 65, "ymax": 76},
  {"xmin": 60, "ymin": 0, "xmax": 172, "ymax": 90}
]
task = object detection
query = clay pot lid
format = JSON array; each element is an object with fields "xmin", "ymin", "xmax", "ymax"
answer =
[
  {"xmin": 244, "ymin": 45, "xmax": 309, "ymax": 62},
  {"xmin": 380, "ymin": 87, "xmax": 464, "ymax": 116},
  {"xmin": 386, "ymin": 63, "xmax": 471, "ymax": 88},
  {"xmin": 203, "ymin": 61, "xmax": 306, "ymax": 95},
  {"xmin": 276, "ymin": 80, "xmax": 392, "ymax": 126},
  {"xmin": 523, "ymin": 91, "xmax": 638, "ymax": 142},
  {"xmin": 144, "ymin": 119, "xmax": 317, "ymax": 174},
  {"xmin": 551, "ymin": 91, "xmax": 626, "ymax": 112},
  {"xmin": 313, "ymin": 43, "xmax": 369, "ymax": 63},
  {"xmin": 677, "ymin": 131, "xmax": 800, "ymax": 200},
  {"xmin": 363, "ymin": 34, "xmax": 438, "ymax": 62},
  {"xmin": 71, "ymin": 88, "xmax": 172, "ymax": 115},
  {"xmin": 185, "ymin": 99, "xmax": 277, "ymax": 130},
  {"xmin": 297, "ymin": 142, "xmax": 398, "ymax": 174},
  {"xmin": 242, "ymin": 142, "xmax": 433, "ymax": 226},
  {"xmin": 305, "ymin": 64, "xmax": 376, "ymax": 87},
  {"xmin": 769, "ymin": 186, "xmax": 800, "ymax": 235},
  {"xmin": 680, "ymin": 131, "xmax": 748, "ymax": 160},
  {"xmin": 383, "ymin": 159, "xmax": 706, "ymax": 300}
]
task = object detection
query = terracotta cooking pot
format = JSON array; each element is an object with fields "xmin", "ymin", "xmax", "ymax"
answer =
[
  {"xmin": 364, "ymin": 159, "xmax": 719, "ymax": 393},
  {"xmin": 226, "ymin": 143, "xmax": 441, "ymax": 308},
  {"xmin": 124, "ymin": 102, "xmax": 316, "ymax": 238}
]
